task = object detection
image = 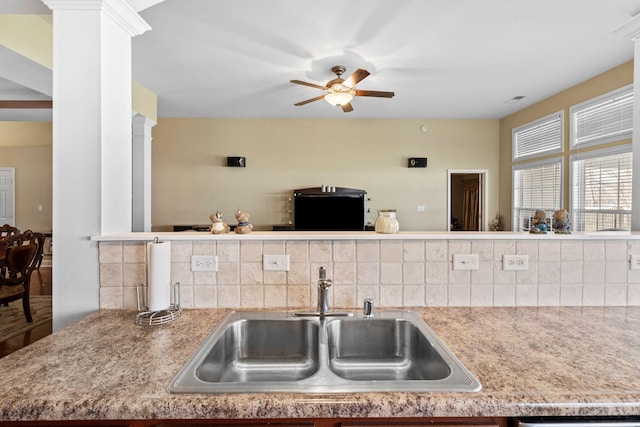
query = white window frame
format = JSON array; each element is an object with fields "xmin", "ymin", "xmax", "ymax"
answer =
[
  {"xmin": 570, "ymin": 144, "xmax": 632, "ymax": 232},
  {"xmin": 512, "ymin": 158, "xmax": 563, "ymax": 232},
  {"xmin": 570, "ymin": 84, "xmax": 633, "ymax": 150},
  {"xmin": 512, "ymin": 111, "xmax": 564, "ymax": 161}
]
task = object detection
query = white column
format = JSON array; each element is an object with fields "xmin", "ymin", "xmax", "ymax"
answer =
[
  {"xmin": 613, "ymin": 15, "xmax": 640, "ymax": 230},
  {"xmin": 43, "ymin": 0, "xmax": 150, "ymax": 329},
  {"xmin": 132, "ymin": 113, "xmax": 155, "ymax": 232}
]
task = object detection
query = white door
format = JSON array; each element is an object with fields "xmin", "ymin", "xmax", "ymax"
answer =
[{"xmin": 0, "ymin": 168, "xmax": 15, "ymax": 226}]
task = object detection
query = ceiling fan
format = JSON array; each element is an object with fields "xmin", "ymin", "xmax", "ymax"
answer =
[{"xmin": 290, "ymin": 65, "xmax": 395, "ymax": 112}]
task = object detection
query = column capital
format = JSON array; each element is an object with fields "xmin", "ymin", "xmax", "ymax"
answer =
[
  {"xmin": 612, "ymin": 13, "xmax": 640, "ymax": 41},
  {"xmin": 42, "ymin": 0, "xmax": 151, "ymax": 37},
  {"xmin": 132, "ymin": 112, "xmax": 157, "ymax": 128}
]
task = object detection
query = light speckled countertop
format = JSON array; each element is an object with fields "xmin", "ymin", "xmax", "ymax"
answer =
[{"xmin": 0, "ymin": 307, "xmax": 639, "ymax": 421}]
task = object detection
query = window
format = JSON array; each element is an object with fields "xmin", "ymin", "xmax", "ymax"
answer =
[
  {"xmin": 512, "ymin": 111, "xmax": 564, "ymax": 161},
  {"xmin": 571, "ymin": 147, "xmax": 632, "ymax": 231},
  {"xmin": 569, "ymin": 85, "xmax": 634, "ymax": 232},
  {"xmin": 512, "ymin": 159, "xmax": 562, "ymax": 232},
  {"xmin": 570, "ymin": 84, "xmax": 633, "ymax": 148}
]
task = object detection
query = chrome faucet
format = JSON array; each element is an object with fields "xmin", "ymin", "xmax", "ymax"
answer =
[
  {"xmin": 316, "ymin": 266, "xmax": 333, "ymax": 315},
  {"xmin": 291, "ymin": 266, "xmax": 353, "ymax": 317}
]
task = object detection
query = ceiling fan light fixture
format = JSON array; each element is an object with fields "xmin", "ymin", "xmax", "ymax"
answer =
[
  {"xmin": 325, "ymin": 91, "xmax": 353, "ymax": 106},
  {"xmin": 325, "ymin": 84, "xmax": 355, "ymax": 106},
  {"xmin": 291, "ymin": 66, "xmax": 393, "ymax": 112}
]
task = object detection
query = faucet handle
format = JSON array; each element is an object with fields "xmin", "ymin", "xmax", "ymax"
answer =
[
  {"xmin": 363, "ymin": 298, "xmax": 374, "ymax": 317},
  {"xmin": 317, "ymin": 266, "xmax": 332, "ymax": 290}
]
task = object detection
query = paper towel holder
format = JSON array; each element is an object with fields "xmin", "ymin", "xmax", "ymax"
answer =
[{"xmin": 134, "ymin": 281, "xmax": 182, "ymax": 326}]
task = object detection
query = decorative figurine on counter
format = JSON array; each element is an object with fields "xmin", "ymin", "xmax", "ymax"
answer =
[
  {"xmin": 553, "ymin": 209, "xmax": 571, "ymax": 234},
  {"xmin": 234, "ymin": 209, "xmax": 253, "ymax": 234},
  {"xmin": 529, "ymin": 210, "xmax": 548, "ymax": 234},
  {"xmin": 209, "ymin": 211, "xmax": 230, "ymax": 234},
  {"xmin": 490, "ymin": 212, "xmax": 504, "ymax": 231}
]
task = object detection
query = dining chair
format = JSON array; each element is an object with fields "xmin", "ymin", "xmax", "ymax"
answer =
[
  {"xmin": 0, "ymin": 231, "xmax": 45, "ymax": 323},
  {"xmin": 0, "ymin": 224, "xmax": 19, "ymax": 239}
]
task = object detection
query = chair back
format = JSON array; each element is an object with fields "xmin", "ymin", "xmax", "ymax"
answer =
[
  {"xmin": 0, "ymin": 224, "xmax": 19, "ymax": 239},
  {"xmin": 4, "ymin": 230, "xmax": 45, "ymax": 276},
  {"xmin": 4, "ymin": 244, "xmax": 37, "ymax": 281}
]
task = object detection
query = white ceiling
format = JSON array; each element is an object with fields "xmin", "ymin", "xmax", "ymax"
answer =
[{"xmin": 2, "ymin": 0, "xmax": 640, "ymax": 121}]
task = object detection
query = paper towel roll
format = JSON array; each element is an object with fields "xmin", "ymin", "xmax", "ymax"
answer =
[{"xmin": 147, "ymin": 240, "xmax": 171, "ymax": 311}]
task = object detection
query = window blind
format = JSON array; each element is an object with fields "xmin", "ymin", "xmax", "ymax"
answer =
[
  {"xmin": 512, "ymin": 160, "xmax": 562, "ymax": 231},
  {"xmin": 571, "ymin": 85, "xmax": 633, "ymax": 147},
  {"xmin": 571, "ymin": 150, "xmax": 632, "ymax": 231},
  {"xmin": 512, "ymin": 112, "xmax": 563, "ymax": 160}
]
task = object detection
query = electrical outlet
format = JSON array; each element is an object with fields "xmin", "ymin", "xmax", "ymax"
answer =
[
  {"xmin": 416, "ymin": 205, "xmax": 425, "ymax": 212},
  {"xmin": 452, "ymin": 254, "xmax": 479, "ymax": 270},
  {"xmin": 503, "ymin": 254, "xmax": 529, "ymax": 271},
  {"xmin": 263, "ymin": 254, "xmax": 290, "ymax": 271},
  {"xmin": 630, "ymin": 255, "xmax": 640, "ymax": 270},
  {"xmin": 191, "ymin": 255, "xmax": 218, "ymax": 272}
]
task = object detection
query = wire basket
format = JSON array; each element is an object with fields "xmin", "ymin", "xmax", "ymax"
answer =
[{"xmin": 134, "ymin": 282, "xmax": 182, "ymax": 326}]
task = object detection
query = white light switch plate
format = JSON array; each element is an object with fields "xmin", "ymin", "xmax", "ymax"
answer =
[
  {"xmin": 630, "ymin": 255, "xmax": 640, "ymax": 270},
  {"xmin": 263, "ymin": 254, "xmax": 290, "ymax": 271},
  {"xmin": 452, "ymin": 254, "xmax": 479, "ymax": 270}
]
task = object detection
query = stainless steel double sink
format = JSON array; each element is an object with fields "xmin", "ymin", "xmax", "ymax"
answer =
[{"xmin": 169, "ymin": 310, "xmax": 481, "ymax": 393}]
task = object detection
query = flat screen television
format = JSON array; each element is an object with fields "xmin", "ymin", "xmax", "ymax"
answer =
[{"xmin": 293, "ymin": 187, "xmax": 366, "ymax": 231}]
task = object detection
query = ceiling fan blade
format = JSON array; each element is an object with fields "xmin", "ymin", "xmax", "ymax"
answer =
[
  {"xmin": 342, "ymin": 68, "xmax": 370, "ymax": 88},
  {"xmin": 290, "ymin": 79, "xmax": 328, "ymax": 90},
  {"xmin": 341, "ymin": 103, "xmax": 354, "ymax": 113},
  {"xmin": 294, "ymin": 95, "xmax": 326, "ymax": 106},
  {"xmin": 355, "ymin": 90, "xmax": 395, "ymax": 98}
]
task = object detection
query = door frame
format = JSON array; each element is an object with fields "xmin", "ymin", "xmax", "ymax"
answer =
[
  {"xmin": 447, "ymin": 169, "xmax": 488, "ymax": 231},
  {"xmin": 0, "ymin": 167, "xmax": 15, "ymax": 226}
]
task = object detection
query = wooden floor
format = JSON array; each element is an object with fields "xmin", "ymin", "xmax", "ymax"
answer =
[{"xmin": 0, "ymin": 267, "xmax": 52, "ymax": 358}]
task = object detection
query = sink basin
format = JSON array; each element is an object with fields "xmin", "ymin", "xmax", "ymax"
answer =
[
  {"xmin": 196, "ymin": 318, "xmax": 319, "ymax": 383},
  {"xmin": 326, "ymin": 318, "xmax": 451, "ymax": 381},
  {"xmin": 169, "ymin": 310, "xmax": 481, "ymax": 393}
]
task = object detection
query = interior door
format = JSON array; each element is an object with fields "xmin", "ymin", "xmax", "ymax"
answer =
[
  {"xmin": 0, "ymin": 168, "xmax": 15, "ymax": 226},
  {"xmin": 447, "ymin": 169, "xmax": 487, "ymax": 231}
]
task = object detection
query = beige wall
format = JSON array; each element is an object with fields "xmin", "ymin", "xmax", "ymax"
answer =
[
  {"xmin": 498, "ymin": 61, "xmax": 634, "ymax": 230},
  {"xmin": 132, "ymin": 81, "xmax": 158, "ymax": 123},
  {"xmin": 151, "ymin": 118, "xmax": 500, "ymax": 231},
  {"xmin": 0, "ymin": 15, "xmax": 53, "ymax": 69},
  {"xmin": 0, "ymin": 122, "xmax": 52, "ymax": 232}
]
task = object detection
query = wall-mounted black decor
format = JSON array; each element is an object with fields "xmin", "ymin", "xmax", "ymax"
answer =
[
  {"xmin": 227, "ymin": 156, "xmax": 246, "ymax": 167},
  {"xmin": 408, "ymin": 157, "xmax": 427, "ymax": 168}
]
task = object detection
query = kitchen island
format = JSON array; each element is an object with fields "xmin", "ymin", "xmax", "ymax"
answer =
[{"xmin": 0, "ymin": 306, "xmax": 639, "ymax": 424}]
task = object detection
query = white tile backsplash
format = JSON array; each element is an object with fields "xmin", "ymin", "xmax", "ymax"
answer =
[
  {"xmin": 356, "ymin": 240, "xmax": 379, "ymax": 262},
  {"xmin": 309, "ymin": 240, "xmax": 331, "ymax": 262},
  {"xmin": 425, "ymin": 240, "xmax": 447, "ymax": 261},
  {"xmin": 240, "ymin": 241, "xmax": 263, "ymax": 262},
  {"xmin": 402, "ymin": 240, "xmax": 425, "ymax": 262},
  {"xmin": 380, "ymin": 240, "xmax": 403, "ymax": 262},
  {"xmin": 99, "ymin": 242, "xmax": 122, "ymax": 263},
  {"xmin": 99, "ymin": 237, "xmax": 640, "ymax": 309},
  {"xmin": 606, "ymin": 240, "xmax": 627, "ymax": 261},
  {"xmin": 332, "ymin": 240, "xmax": 355, "ymax": 262},
  {"xmin": 583, "ymin": 240, "xmax": 605, "ymax": 261}
]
